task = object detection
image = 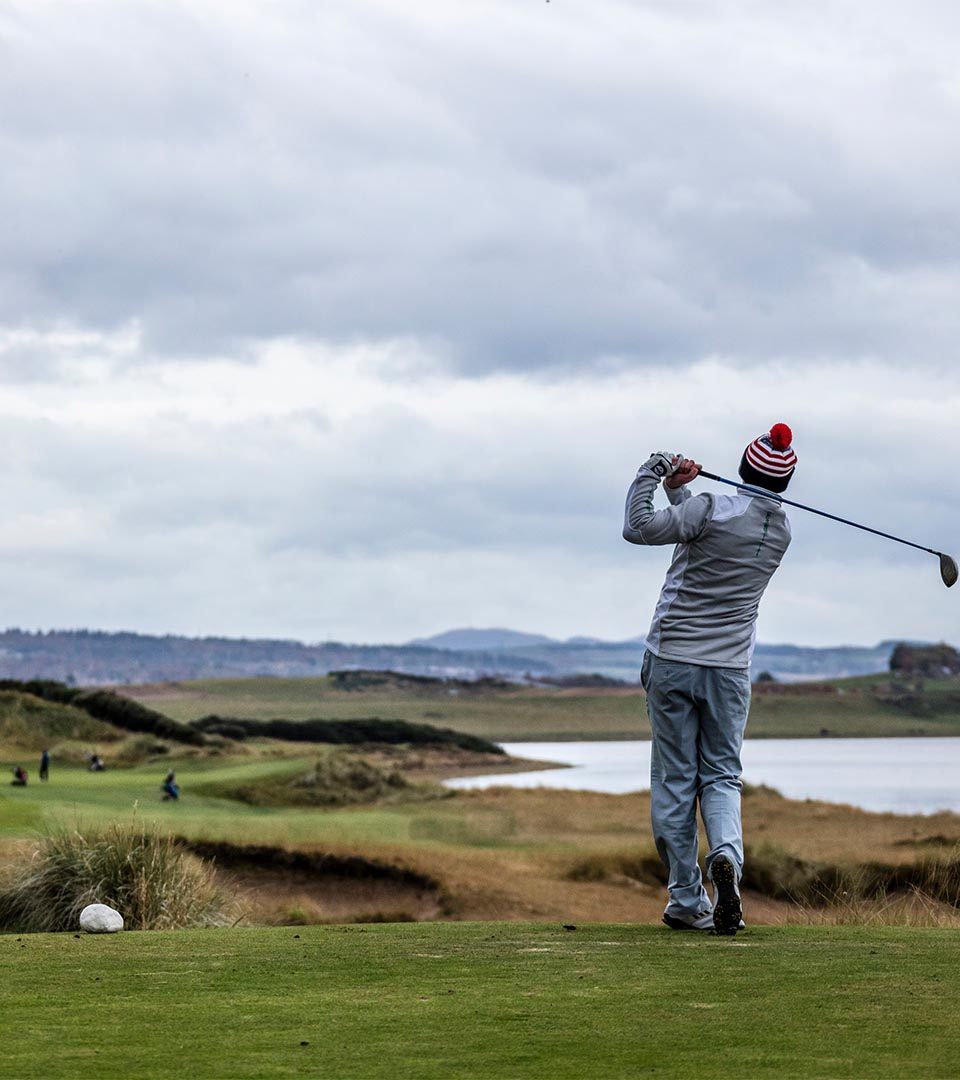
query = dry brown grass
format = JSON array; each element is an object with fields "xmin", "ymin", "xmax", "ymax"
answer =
[
  {"xmin": 780, "ymin": 889, "xmax": 960, "ymax": 928},
  {"xmin": 743, "ymin": 789, "xmax": 960, "ymax": 864},
  {"xmin": 234, "ymin": 785, "xmax": 960, "ymax": 927}
]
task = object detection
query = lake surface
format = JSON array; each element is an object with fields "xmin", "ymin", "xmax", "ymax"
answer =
[{"xmin": 445, "ymin": 738, "xmax": 960, "ymax": 815}]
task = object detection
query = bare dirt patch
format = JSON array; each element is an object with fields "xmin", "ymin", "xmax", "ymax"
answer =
[{"xmin": 181, "ymin": 840, "xmax": 445, "ymax": 924}]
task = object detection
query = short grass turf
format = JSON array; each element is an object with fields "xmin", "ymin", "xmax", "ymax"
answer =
[
  {"xmin": 0, "ymin": 758, "xmax": 317, "ymax": 841},
  {"xmin": 2, "ymin": 923, "xmax": 959, "ymax": 1079}
]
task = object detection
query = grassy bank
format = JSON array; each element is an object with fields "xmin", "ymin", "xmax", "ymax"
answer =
[
  {"xmin": 4, "ymin": 758, "xmax": 960, "ymax": 926},
  {"xmin": 2, "ymin": 922, "xmax": 959, "ymax": 1079},
  {"xmin": 125, "ymin": 673, "xmax": 960, "ymax": 741}
]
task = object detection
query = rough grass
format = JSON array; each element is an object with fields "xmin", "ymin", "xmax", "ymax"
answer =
[
  {"xmin": 744, "ymin": 841, "xmax": 960, "ymax": 910},
  {"xmin": 0, "ymin": 823, "xmax": 229, "ymax": 933},
  {"xmin": 7, "ymin": 757, "xmax": 960, "ymax": 927},
  {"xmin": 3, "ymin": 923, "xmax": 960, "ymax": 1079},
  {"xmin": 0, "ymin": 691, "xmax": 119, "ymax": 751},
  {"xmin": 562, "ymin": 842, "xmax": 960, "ymax": 927},
  {"xmin": 195, "ymin": 750, "xmax": 439, "ymax": 808}
]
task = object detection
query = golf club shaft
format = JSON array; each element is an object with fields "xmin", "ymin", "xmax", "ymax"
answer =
[{"xmin": 697, "ymin": 470, "xmax": 944, "ymax": 559}]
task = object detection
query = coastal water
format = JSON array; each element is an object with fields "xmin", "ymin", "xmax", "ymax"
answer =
[{"xmin": 445, "ymin": 738, "xmax": 960, "ymax": 815}]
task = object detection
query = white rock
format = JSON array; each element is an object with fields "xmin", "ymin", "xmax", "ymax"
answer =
[{"xmin": 79, "ymin": 903, "xmax": 124, "ymax": 934}]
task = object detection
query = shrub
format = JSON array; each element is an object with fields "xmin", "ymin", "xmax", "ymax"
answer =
[
  {"xmin": 741, "ymin": 844, "xmax": 841, "ymax": 904},
  {"xmin": 565, "ymin": 850, "xmax": 666, "ymax": 887},
  {"xmin": 191, "ymin": 714, "xmax": 503, "ymax": 754},
  {"xmin": 0, "ymin": 824, "xmax": 229, "ymax": 932},
  {"xmin": 329, "ymin": 670, "xmax": 443, "ymax": 691},
  {"xmin": 0, "ymin": 680, "xmax": 205, "ymax": 746},
  {"xmin": 71, "ymin": 689, "xmax": 206, "ymax": 745},
  {"xmin": 742, "ymin": 843, "xmax": 960, "ymax": 910},
  {"xmin": 889, "ymin": 642, "xmax": 960, "ymax": 677},
  {"xmin": 197, "ymin": 751, "xmax": 431, "ymax": 808},
  {"xmin": 0, "ymin": 691, "xmax": 118, "ymax": 749},
  {"xmin": 198, "ymin": 720, "xmax": 248, "ymax": 742},
  {"xmin": 328, "ymin": 670, "xmax": 514, "ymax": 693},
  {"xmin": 110, "ymin": 735, "xmax": 173, "ymax": 767}
]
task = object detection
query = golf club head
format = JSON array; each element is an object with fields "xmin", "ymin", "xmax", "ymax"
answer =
[{"xmin": 940, "ymin": 553, "xmax": 958, "ymax": 588}]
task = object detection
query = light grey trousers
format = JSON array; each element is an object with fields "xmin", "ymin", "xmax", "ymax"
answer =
[{"xmin": 641, "ymin": 650, "xmax": 751, "ymax": 919}]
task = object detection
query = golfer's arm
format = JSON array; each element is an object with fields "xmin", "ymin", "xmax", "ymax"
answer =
[{"xmin": 622, "ymin": 470, "xmax": 709, "ymax": 545}]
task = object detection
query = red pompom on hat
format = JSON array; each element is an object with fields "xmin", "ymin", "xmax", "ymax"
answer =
[
  {"xmin": 769, "ymin": 423, "xmax": 792, "ymax": 452},
  {"xmin": 744, "ymin": 423, "xmax": 797, "ymax": 478}
]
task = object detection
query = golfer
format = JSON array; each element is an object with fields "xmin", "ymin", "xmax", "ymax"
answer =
[{"xmin": 622, "ymin": 424, "xmax": 797, "ymax": 934}]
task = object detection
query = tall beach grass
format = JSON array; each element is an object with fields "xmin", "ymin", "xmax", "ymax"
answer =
[{"xmin": 0, "ymin": 822, "xmax": 230, "ymax": 933}]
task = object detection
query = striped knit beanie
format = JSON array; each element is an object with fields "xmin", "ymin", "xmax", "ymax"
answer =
[{"xmin": 739, "ymin": 423, "xmax": 796, "ymax": 492}]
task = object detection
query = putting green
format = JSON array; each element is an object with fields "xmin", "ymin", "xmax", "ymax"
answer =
[{"xmin": 1, "ymin": 922, "xmax": 958, "ymax": 1078}]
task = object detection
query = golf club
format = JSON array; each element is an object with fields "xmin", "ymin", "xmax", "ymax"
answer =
[{"xmin": 697, "ymin": 470, "xmax": 958, "ymax": 589}]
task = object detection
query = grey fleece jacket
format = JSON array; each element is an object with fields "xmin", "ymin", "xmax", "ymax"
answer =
[{"xmin": 623, "ymin": 466, "xmax": 791, "ymax": 669}]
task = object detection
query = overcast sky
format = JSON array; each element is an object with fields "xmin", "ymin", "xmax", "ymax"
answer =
[{"xmin": 0, "ymin": 0, "xmax": 957, "ymax": 647}]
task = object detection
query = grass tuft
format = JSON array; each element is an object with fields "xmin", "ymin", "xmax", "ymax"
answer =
[
  {"xmin": 0, "ymin": 822, "xmax": 230, "ymax": 933},
  {"xmin": 565, "ymin": 850, "xmax": 665, "ymax": 887},
  {"xmin": 197, "ymin": 750, "xmax": 439, "ymax": 808},
  {"xmin": 744, "ymin": 841, "xmax": 960, "ymax": 921}
]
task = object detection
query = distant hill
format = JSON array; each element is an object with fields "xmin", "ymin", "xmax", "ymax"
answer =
[
  {"xmin": 0, "ymin": 628, "xmax": 938, "ymax": 686},
  {"xmin": 410, "ymin": 628, "xmax": 556, "ymax": 651}
]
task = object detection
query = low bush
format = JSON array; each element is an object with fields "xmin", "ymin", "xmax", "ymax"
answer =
[
  {"xmin": 0, "ymin": 691, "xmax": 118, "ymax": 749},
  {"xmin": 197, "ymin": 751, "xmax": 435, "ymax": 808},
  {"xmin": 741, "ymin": 844, "xmax": 843, "ymax": 904},
  {"xmin": 191, "ymin": 714, "xmax": 504, "ymax": 754},
  {"xmin": 565, "ymin": 850, "xmax": 666, "ymax": 887},
  {"xmin": 0, "ymin": 680, "xmax": 205, "ymax": 746},
  {"xmin": 71, "ymin": 689, "xmax": 206, "ymax": 745},
  {"xmin": 0, "ymin": 824, "xmax": 229, "ymax": 932},
  {"xmin": 563, "ymin": 842, "xmax": 960, "ymax": 914},
  {"xmin": 109, "ymin": 735, "xmax": 173, "ymax": 767},
  {"xmin": 328, "ymin": 670, "xmax": 514, "ymax": 693},
  {"xmin": 538, "ymin": 674, "xmax": 633, "ymax": 689},
  {"xmin": 743, "ymin": 843, "xmax": 960, "ymax": 909},
  {"xmin": 329, "ymin": 669, "xmax": 443, "ymax": 691}
]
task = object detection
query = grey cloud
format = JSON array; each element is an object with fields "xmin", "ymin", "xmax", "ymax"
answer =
[{"xmin": 4, "ymin": 2, "xmax": 960, "ymax": 370}]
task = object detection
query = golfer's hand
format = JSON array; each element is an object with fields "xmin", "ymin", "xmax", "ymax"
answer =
[
  {"xmin": 642, "ymin": 451, "xmax": 682, "ymax": 480},
  {"xmin": 665, "ymin": 458, "xmax": 701, "ymax": 489}
]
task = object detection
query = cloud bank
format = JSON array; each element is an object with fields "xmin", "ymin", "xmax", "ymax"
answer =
[
  {"xmin": 0, "ymin": 2, "xmax": 956, "ymax": 646},
  {"xmin": 4, "ymin": 1, "xmax": 960, "ymax": 369}
]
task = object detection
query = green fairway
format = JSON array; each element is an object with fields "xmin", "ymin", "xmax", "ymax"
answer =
[
  {"xmin": 0, "ymin": 757, "xmax": 548, "ymax": 852},
  {"xmin": 1, "ymin": 922, "xmax": 958, "ymax": 1079},
  {"xmin": 0, "ymin": 758, "xmax": 332, "ymax": 845}
]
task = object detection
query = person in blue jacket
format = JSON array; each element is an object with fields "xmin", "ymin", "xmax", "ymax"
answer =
[{"xmin": 162, "ymin": 769, "xmax": 180, "ymax": 801}]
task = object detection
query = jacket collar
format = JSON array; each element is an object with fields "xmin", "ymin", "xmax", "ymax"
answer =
[{"xmin": 736, "ymin": 483, "xmax": 783, "ymax": 503}]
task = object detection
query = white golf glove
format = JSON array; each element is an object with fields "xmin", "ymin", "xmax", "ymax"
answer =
[{"xmin": 642, "ymin": 451, "xmax": 681, "ymax": 480}]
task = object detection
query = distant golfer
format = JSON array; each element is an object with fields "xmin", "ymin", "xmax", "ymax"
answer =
[
  {"xmin": 622, "ymin": 424, "xmax": 797, "ymax": 934},
  {"xmin": 39, "ymin": 748, "xmax": 50, "ymax": 782},
  {"xmin": 162, "ymin": 770, "xmax": 180, "ymax": 801}
]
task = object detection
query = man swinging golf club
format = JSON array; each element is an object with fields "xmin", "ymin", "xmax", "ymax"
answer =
[{"xmin": 622, "ymin": 423, "xmax": 797, "ymax": 935}]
